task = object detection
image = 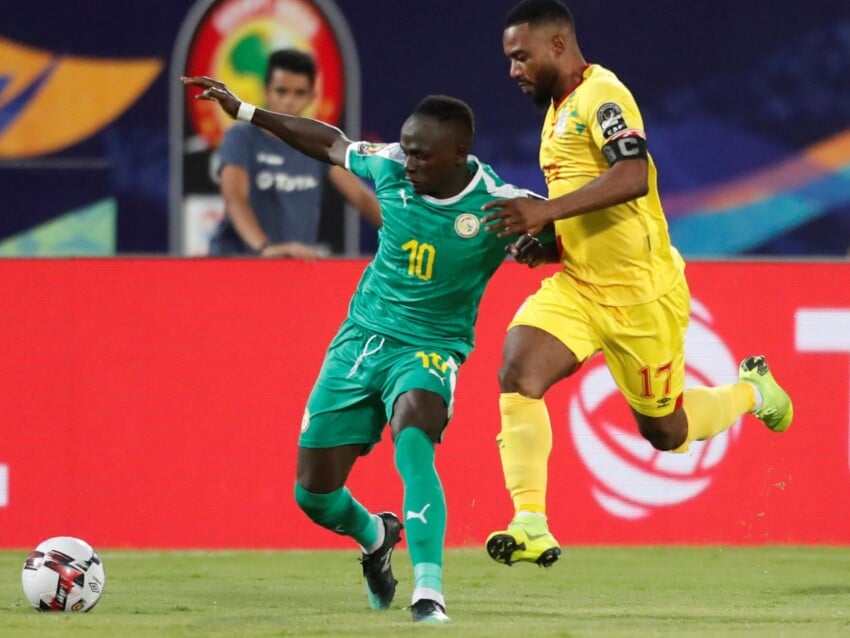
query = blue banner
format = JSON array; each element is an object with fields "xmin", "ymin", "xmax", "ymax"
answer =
[{"xmin": 2, "ymin": 0, "xmax": 849, "ymax": 256}]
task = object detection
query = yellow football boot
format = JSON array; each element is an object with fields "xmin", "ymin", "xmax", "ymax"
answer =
[
  {"xmin": 739, "ymin": 355, "xmax": 793, "ymax": 432},
  {"xmin": 486, "ymin": 513, "xmax": 561, "ymax": 567}
]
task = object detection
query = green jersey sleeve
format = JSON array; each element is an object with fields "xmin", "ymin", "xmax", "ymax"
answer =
[{"xmin": 345, "ymin": 142, "xmax": 407, "ymax": 192}]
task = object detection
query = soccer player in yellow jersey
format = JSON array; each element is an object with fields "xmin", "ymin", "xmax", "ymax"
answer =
[{"xmin": 480, "ymin": 0, "xmax": 794, "ymax": 568}]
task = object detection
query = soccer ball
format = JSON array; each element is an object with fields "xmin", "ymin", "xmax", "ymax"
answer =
[{"xmin": 21, "ymin": 536, "xmax": 106, "ymax": 612}]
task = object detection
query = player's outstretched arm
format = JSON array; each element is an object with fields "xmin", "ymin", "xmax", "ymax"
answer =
[{"xmin": 181, "ymin": 76, "xmax": 351, "ymax": 166}]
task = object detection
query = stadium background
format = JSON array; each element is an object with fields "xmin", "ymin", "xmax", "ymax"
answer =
[
  {"xmin": 1, "ymin": 0, "xmax": 849, "ymax": 550},
  {"xmin": 2, "ymin": 0, "xmax": 850, "ymax": 257}
]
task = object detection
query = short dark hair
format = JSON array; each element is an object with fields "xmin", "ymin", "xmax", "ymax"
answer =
[
  {"xmin": 265, "ymin": 49, "xmax": 317, "ymax": 86},
  {"xmin": 412, "ymin": 95, "xmax": 475, "ymax": 137},
  {"xmin": 505, "ymin": 0, "xmax": 574, "ymax": 28}
]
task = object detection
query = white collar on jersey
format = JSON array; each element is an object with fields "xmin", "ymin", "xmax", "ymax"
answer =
[{"xmin": 420, "ymin": 155, "xmax": 484, "ymax": 206}]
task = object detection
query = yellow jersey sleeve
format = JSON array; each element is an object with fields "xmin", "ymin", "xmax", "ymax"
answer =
[{"xmin": 580, "ymin": 74, "xmax": 646, "ymax": 154}]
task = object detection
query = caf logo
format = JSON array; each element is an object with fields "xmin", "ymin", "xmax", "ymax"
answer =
[{"xmin": 569, "ymin": 298, "xmax": 742, "ymax": 519}]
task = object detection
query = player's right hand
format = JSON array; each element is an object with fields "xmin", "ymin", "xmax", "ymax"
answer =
[
  {"xmin": 180, "ymin": 76, "xmax": 241, "ymax": 120},
  {"xmin": 507, "ymin": 233, "xmax": 545, "ymax": 268}
]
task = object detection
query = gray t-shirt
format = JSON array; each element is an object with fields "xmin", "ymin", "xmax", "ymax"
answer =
[{"xmin": 209, "ymin": 123, "xmax": 329, "ymax": 255}]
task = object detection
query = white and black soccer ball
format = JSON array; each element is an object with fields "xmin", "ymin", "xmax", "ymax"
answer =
[{"xmin": 21, "ymin": 536, "xmax": 106, "ymax": 612}]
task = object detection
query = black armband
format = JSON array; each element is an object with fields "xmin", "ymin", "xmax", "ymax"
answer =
[{"xmin": 601, "ymin": 135, "xmax": 648, "ymax": 165}]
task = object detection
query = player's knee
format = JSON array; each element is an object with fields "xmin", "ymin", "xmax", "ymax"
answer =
[
  {"xmin": 636, "ymin": 420, "xmax": 686, "ymax": 451},
  {"xmin": 393, "ymin": 422, "xmax": 441, "ymax": 445},
  {"xmin": 634, "ymin": 409, "xmax": 688, "ymax": 451},
  {"xmin": 498, "ymin": 359, "xmax": 542, "ymax": 397},
  {"xmin": 293, "ymin": 481, "xmax": 317, "ymax": 518},
  {"xmin": 390, "ymin": 391, "xmax": 447, "ymax": 443},
  {"xmin": 293, "ymin": 482, "xmax": 336, "ymax": 526}
]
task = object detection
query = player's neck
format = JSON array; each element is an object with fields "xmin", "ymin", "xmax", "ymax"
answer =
[
  {"xmin": 553, "ymin": 57, "xmax": 588, "ymax": 105},
  {"xmin": 431, "ymin": 167, "xmax": 474, "ymax": 199}
]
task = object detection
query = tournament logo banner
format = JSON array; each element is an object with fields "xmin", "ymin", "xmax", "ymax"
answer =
[
  {"xmin": 170, "ymin": 0, "xmax": 360, "ymax": 255},
  {"xmin": 0, "ymin": 37, "xmax": 161, "ymax": 159}
]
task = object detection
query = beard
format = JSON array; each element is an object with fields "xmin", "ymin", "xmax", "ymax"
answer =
[
  {"xmin": 530, "ymin": 66, "xmax": 559, "ymax": 109},
  {"xmin": 532, "ymin": 89, "xmax": 551, "ymax": 109}
]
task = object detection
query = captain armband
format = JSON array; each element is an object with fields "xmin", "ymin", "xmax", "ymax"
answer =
[{"xmin": 601, "ymin": 134, "xmax": 647, "ymax": 166}]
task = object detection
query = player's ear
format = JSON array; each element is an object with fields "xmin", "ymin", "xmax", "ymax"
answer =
[
  {"xmin": 455, "ymin": 128, "xmax": 471, "ymax": 163},
  {"xmin": 551, "ymin": 34, "xmax": 566, "ymax": 54},
  {"xmin": 455, "ymin": 145, "xmax": 469, "ymax": 165}
]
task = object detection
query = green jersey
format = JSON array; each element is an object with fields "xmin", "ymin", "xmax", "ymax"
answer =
[{"xmin": 344, "ymin": 141, "xmax": 536, "ymax": 360}]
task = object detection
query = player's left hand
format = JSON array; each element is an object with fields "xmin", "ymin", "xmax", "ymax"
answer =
[
  {"xmin": 180, "ymin": 76, "xmax": 241, "ymax": 119},
  {"xmin": 480, "ymin": 197, "xmax": 551, "ymax": 237},
  {"xmin": 506, "ymin": 233, "xmax": 545, "ymax": 267}
]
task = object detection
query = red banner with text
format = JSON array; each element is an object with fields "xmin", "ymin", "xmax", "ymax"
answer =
[{"xmin": 0, "ymin": 259, "xmax": 848, "ymax": 548}]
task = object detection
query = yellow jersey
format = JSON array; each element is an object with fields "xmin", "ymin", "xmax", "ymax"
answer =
[{"xmin": 541, "ymin": 63, "xmax": 684, "ymax": 306}]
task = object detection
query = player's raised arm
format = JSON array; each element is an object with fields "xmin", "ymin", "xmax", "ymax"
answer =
[{"xmin": 181, "ymin": 75, "xmax": 352, "ymax": 166}]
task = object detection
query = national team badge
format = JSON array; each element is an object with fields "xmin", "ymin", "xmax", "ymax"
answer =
[
  {"xmin": 454, "ymin": 213, "xmax": 479, "ymax": 238},
  {"xmin": 554, "ymin": 106, "xmax": 570, "ymax": 136}
]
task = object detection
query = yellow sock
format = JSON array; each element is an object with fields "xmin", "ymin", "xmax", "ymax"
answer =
[
  {"xmin": 674, "ymin": 383, "xmax": 755, "ymax": 452},
  {"xmin": 497, "ymin": 393, "xmax": 552, "ymax": 514}
]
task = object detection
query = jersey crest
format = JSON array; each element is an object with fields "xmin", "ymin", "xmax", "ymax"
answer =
[
  {"xmin": 554, "ymin": 107, "xmax": 571, "ymax": 137},
  {"xmin": 453, "ymin": 213, "xmax": 480, "ymax": 238}
]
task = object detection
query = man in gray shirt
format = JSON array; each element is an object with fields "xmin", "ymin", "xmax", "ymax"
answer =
[{"xmin": 210, "ymin": 49, "xmax": 380, "ymax": 257}]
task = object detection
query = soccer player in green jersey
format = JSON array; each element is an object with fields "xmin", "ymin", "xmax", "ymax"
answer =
[{"xmin": 182, "ymin": 75, "xmax": 542, "ymax": 624}]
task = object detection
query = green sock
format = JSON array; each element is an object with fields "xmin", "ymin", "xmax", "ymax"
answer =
[
  {"xmin": 394, "ymin": 427, "xmax": 446, "ymax": 595},
  {"xmin": 413, "ymin": 562, "xmax": 443, "ymax": 601},
  {"xmin": 293, "ymin": 483, "xmax": 379, "ymax": 548}
]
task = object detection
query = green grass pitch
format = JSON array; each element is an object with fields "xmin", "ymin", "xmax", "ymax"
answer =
[{"xmin": 2, "ymin": 547, "xmax": 849, "ymax": 637}]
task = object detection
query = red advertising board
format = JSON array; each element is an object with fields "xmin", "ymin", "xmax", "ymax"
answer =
[{"xmin": 0, "ymin": 259, "xmax": 848, "ymax": 548}]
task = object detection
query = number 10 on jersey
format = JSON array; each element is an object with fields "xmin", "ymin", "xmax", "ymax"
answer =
[{"xmin": 402, "ymin": 239, "xmax": 435, "ymax": 281}]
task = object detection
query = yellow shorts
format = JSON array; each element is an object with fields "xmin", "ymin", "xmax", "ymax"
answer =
[{"xmin": 509, "ymin": 271, "xmax": 691, "ymax": 417}]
